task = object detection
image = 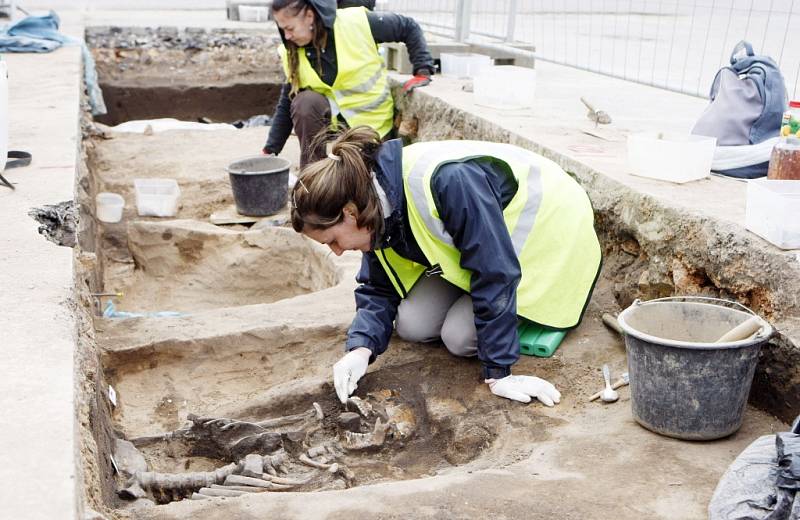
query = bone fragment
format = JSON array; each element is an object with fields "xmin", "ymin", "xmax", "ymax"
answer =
[
  {"xmin": 342, "ymin": 419, "xmax": 388, "ymax": 451},
  {"xmin": 307, "ymin": 445, "xmax": 328, "ymax": 458},
  {"xmin": 263, "ymin": 452, "xmax": 289, "ymax": 474},
  {"xmin": 346, "ymin": 396, "xmax": 373, "ymax": 418},
  {"xmin": 213, "ymin": 484, "xmax": 267, "ymax": 493},
  {"xmin": 328, "ymin": 463, "xmax": 339, "ymax": 474},
  {"xmin": 224, "ymin": 474, "xmax": 273, "ymax": 488},
  {"xmin": 313, "ymin": 402, "xmax": 324, "ymax": 420},
  {"xmin": 113, "ymin": 439, "xmax": 148, "ymax": 477},
  {"xmin": 118, "ymin": 462, "xmax": 238, "ymax": 500},
  {"xmin": 255, "ymin": 408, "xmax": 315, "ymax": 428},
  {"xmin": 242, "ymin": 454, "xmax": 263, "ymax": 478},
  {"xmin": 261, "ymin": 473, "xmax": 311, "ymax": 486},
  {"xmin": 197, "ymin": 487, "xmax": 244, "ymax": 497},
  {"xmin": 299, "ymin": 453, "xmax": 331, "ymax": 469},
  {"xmin": 190, "ymin": 493, "xmax": 209, "ymax": 500}
]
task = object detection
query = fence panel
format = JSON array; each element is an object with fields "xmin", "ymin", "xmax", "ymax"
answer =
[{"xmin": 380, "ymin": 0, "xmax": 800, "ymax": 99}]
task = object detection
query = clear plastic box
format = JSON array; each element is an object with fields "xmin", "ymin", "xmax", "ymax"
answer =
[
  {"xmin": 474, "ymin": 66, "xmax": 536, "ymax": 110},
  {"xmin": 627, "ymin": 132, "xmax": 716, "ymax": 184},
  {"xmin": 745, "ymin": 178, "xmax": 800, "ymax": 249},
  {"xmin": 439, "ymin": 53, "xmax": 492, "ymax": 78},
  {"xmin": 134, "ymin": 178, "xmax": 181, "ymax": 217},
  {"xmin": 238, "ymin": 5, "xmax": 269, "ymax": 22}
]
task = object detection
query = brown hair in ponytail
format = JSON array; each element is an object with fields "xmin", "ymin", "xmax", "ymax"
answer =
[
  {"xmin": 272, "ymin": 0, "xmax": 329, "ymax": 96},
  {"xmin": 290, "ymin": 126, "xmax": 383, "ymax": 233}
]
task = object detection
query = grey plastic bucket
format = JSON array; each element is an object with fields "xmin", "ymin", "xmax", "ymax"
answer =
[
  {"xmin": 617, "ymin": 297, "xmax": 772, "ymax": 441},
  {"xmin": 226, "ymin": 155, "xmax": 291, "ymax": 216}
]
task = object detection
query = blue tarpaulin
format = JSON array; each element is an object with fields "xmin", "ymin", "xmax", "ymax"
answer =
[{"xmin": 0, "ymin": 11, "xmax": 106, "ymax": 115}]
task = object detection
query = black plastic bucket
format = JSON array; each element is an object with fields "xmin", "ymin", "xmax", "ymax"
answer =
[
  {"xmin": 226, "ymin": 156, "xmax": 291, "ymax": 216},
  {"xmin": 617, "ymin": 297, "xmax": 772, "ymax": 440}
]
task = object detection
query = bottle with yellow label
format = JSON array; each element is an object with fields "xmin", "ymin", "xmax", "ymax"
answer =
[{"xmin": 781, "ymin": 100, "xmax": 800, "ymax": 138}]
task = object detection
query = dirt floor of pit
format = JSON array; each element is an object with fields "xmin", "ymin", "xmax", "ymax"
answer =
[
  {"xmin": 102, "ymin": 220, "xmax": 339, "ymax": 313},
  {"xmin": 99, "ymin": 266, "xmax": 787, "ymax": 519}
]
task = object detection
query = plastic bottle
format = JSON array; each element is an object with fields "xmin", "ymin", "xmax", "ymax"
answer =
[{"xmin": 781, "ymin": 100, "xmax": 800, "ymax": 138}]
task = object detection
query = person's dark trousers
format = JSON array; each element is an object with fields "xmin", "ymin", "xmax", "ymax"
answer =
[{"xmin": 291, "ymin": 90, "xmax": 332, "ymax": 168}]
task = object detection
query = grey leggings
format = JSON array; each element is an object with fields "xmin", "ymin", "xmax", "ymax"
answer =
[{"xmin": 395, "ymin": 275, "xmax": 478, "ymax": 357}]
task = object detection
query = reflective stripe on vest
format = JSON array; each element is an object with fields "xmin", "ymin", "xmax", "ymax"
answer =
[
  {"xmin": 406, "ymin": 142, "xmax": 544, "ymax": 258},
  {"xmin": 280, "ymin": 7, "xmax": 393, "ymax": 137}
]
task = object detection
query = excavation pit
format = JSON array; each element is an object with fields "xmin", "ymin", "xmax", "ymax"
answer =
[
  {"xmin": 87, "ymin": 26, "xmax": 285, "ymax": 126},
  {"xmin": 105, "ymin": 333, "xmax": 558, "ymax": 506},
  {"xmin": 99, "ymin": 220, "xmax": 337, "ymax": 313}
]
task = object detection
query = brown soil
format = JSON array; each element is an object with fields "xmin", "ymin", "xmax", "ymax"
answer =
[{"xmin": 102, "ymin": 220, "xmax": 338, "ymax": 313}]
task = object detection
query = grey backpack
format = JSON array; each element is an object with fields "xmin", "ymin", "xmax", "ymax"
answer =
[{"xmin": 692, "ymin": 41, "xmax": 787, "ymax": 178}]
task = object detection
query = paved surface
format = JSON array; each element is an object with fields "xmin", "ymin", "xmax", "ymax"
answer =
[{"xmin": 0, "ymin": 32, "xmax": 84, "ymax": 520}]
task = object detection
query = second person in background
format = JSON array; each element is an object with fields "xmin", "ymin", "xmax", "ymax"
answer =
[{"xmin": 263, "ymin": 0, "xmax": 435, "ymax": 167}]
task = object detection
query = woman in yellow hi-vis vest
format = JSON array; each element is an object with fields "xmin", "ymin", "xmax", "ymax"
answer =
[
  {"xmin": 290, "ymin": 126, "xmax": 602, "ymax": 406},
  {"xmin": 263, "ymin": 0, "xmax": 434, "ymax": 167}
]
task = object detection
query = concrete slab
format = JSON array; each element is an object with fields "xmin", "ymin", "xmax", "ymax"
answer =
[{"xmin": 0, "ymin": 44, "xmax": 83, "ymax": 520}]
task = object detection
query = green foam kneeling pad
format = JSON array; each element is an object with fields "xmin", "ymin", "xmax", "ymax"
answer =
[{"xmin": 518, "ymin": 322, "xmax": 567, "ymax": 358}]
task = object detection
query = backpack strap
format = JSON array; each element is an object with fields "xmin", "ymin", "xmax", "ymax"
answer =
[{"xmin": 730, "ymin": 40, "xmax": 755, "ymax": 64}]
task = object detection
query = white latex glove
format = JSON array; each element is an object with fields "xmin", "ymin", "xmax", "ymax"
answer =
[
  {"xmin": 487, "ymin": 374, "xmax": 562, "ymax": 406},
  {"xmin": 333, "ymin": 347, "xmax": 371, "ymax": 403}
]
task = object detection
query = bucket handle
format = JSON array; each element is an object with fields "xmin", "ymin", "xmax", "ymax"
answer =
[
  {"xmin": 633, "ymin": 295, "xmax": 756, "ymax": 316},
  {"xmin": 632, "ymin": 296, "xmax": 771, "ymax": 338}
]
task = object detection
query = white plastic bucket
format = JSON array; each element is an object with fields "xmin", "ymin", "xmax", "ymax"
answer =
[{"xmin": 96, "ymin": 192, "xmax": 125, "ymax": 223}]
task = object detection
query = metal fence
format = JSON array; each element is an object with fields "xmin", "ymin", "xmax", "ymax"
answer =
[{"xmin": 380, "ymin": 0, "xmax": 800, "ymax": 99}]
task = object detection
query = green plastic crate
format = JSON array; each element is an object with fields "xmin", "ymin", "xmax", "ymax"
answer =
[{"xmin": 518, "ymin": 321, "xmax": 567, "ymax": 358}]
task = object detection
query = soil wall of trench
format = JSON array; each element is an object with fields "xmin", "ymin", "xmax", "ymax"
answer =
[{"xmin": 393, "ymin": 88, "xmax": 800, "ymax": 423}]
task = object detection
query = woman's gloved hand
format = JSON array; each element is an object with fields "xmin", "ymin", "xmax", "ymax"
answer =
[
  {"xmin": 333, "ymin": 347, "xmax": 371, "ymax": 403},
  {"xmin": 486, "ymin": 374, "xmax": 561, "ymax": 406},
  {"xmin": 402, "ymin": 72, "xmax": 432, "ymax": 95}
]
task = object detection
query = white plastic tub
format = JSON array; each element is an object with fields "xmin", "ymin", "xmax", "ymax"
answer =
[
  {"xmin": 473, "ymin": 66, "xmax": 536, "ymax": 110},
  {"xmin": 238, "ymin": 5, "xmax": 269, "ymax": 22},
  {"xmin": 627, "ymin": 132, "xmax": 716, "ymax": 183},
  {"xmin": 134, "ymin": 178, "xmax": 181, "ymax": 217},
  {"xmin": 95, "ymin": 192, "xmax": 124, "ymax": 223},
  {"xmin": 745, "ymin": 178, "xmax": 800, "ymax": 249},
  {"xmin": 439, "ymin": 53, "xmax": 492, "ymax": 78}
]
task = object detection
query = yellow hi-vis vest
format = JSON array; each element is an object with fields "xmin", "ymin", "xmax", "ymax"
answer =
[
  {"xmin": 375, "ymin": 141, "xmax": 602, "ymax": 329},
  {"xmin": 279, "ymin": 7, "xmax": 393, "ymax": 137}
]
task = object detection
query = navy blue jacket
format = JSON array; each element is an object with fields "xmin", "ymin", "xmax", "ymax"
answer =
[{"xmin": 345, "ymin": 140, "xmax": 521, "ymax": 379}]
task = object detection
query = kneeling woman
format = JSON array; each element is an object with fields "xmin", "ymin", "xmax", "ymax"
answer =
[{"xmin": 290, "ymin": 127, "xmax": 602, "ymax": 405}]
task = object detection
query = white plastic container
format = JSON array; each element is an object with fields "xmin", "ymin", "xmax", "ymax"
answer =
[
  {"xmin": 627, "ymin": 132, "xmax": 716, "ymax": 183},
  {"xmin": 474, "ymin": 66, "xmax": 536, "ymax": 110},
  {"xmin": 439, "ymin": 53, "xmax": 492, "ymax": 78},
  {"xmin": 745, "ymin": 178, "xmax": 800, "ymax": 249},
  {"xmin": 134, "ymin": 178, "xmax": 181, "ymax": 217},
  {"xmin": 95, "ymin": 192, "xmax": 125, "ymax": 223},
  {"xmin": 238, "ymin": 5, "xmax": 268, "ymax": 22}
]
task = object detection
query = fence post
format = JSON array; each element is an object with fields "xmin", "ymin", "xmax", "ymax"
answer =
[
  {"xmin": 505, "ymin": 0, "xmax": 517, "ymax": 42},
  {"xmin": 455, "ymin": 0, "xmax": 473, "ymax": 43}
]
